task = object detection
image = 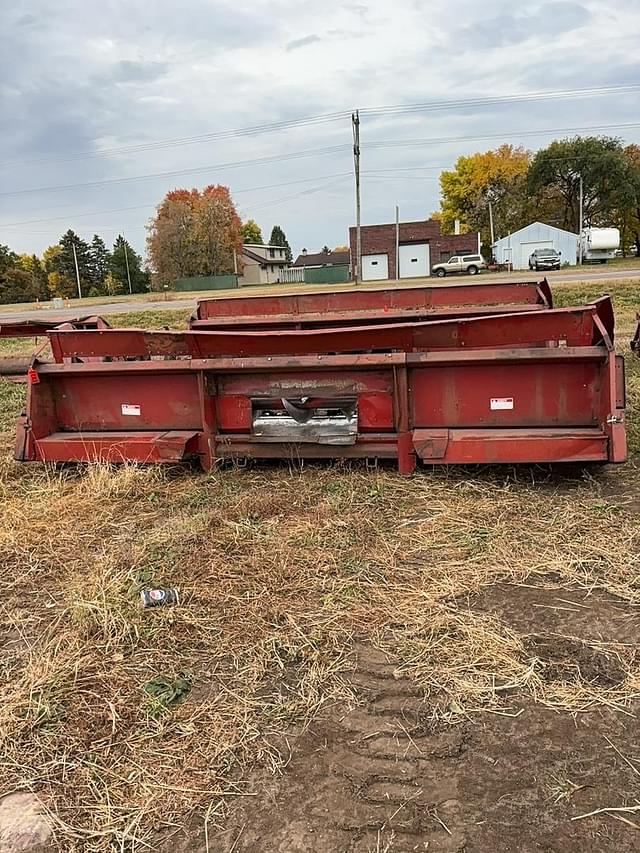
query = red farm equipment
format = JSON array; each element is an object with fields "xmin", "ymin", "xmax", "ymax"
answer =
[
  {"xmin": 14, "ymin": 296, "xmax": 626, "ymax": 472},
  {"xmin": 190, "ymin": 279, "xmax": 553, "ymax": 331},
  {"xmin": 0, "ymin": 316, "xmax": 110, "ymax": 382}
]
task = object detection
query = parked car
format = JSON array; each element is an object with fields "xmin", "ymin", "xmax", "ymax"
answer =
[
  {"xmin": 528, "ymin": 248, "xmax": 561, "ymax": 271},
  {"xmin": 431, "ymin": 254, "xmax": 486, "ymax": 277}
]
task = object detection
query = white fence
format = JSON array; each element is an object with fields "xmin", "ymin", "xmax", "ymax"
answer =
[{"xmin": 280, "ymin": 267, "xmax": 305, "ymax": 283}]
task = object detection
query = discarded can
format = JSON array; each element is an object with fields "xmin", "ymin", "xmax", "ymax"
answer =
[{"xmin": 140, "ymin": 588, "xmax": 180, "ymax": 608}]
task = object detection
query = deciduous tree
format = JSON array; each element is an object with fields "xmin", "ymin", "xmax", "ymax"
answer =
[
  {"xmin": 147, "ymin": 185, "xmax": 243, "ymax": 286},
  {"xmin": 18, "ymin": 254, "xmax": 49, "ymax": 300},
  {"xmin": 528, "ymin": 136, "xmax": 631, "ymax": 232},
  {"xmin": 439, "ymin": 145, "xmax": 531, "ymax": 242},
  {"xmin": 0, "ymin": 246, "xmax": 49, "ymax": 303},
  {"xmin": 242, "ymin": 219, "xmax": 263, "ymax": 244}
]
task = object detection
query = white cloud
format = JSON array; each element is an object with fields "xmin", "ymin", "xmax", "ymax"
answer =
[{"xmin": 0, "ymin": 0, "xmax": 639, "ymax": 256}]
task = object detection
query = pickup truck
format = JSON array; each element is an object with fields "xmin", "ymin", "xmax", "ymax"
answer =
[{"xmin": 528, "ymin": 248, "xmax": 561, "ymax": 271}]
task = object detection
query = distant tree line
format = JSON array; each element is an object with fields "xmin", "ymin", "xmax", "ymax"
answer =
[
  {"xmin": 438, "ymin": 136, "xmax": 640, "ymax": 255},
  {"xmin": 0, "ymin": 230, "xmax": 148, "ymax": 304}
]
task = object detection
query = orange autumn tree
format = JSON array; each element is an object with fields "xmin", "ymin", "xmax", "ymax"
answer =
[{"xmin": 147, "ymin": 185, "xmax": 243, "ymax": 286}]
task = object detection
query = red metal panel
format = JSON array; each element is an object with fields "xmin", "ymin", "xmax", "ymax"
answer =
[
  {"xmin": 189, "ymin": 302, "xmax": 548, "ymax": 331},
  {"xmin": 217, "ymin": 395, "xmax": 252, "ymax": 432},
  {"xmin": 195, "ymin": 280, "xmax": 552, "ymax": 322},
  {"xmin": 52, "ymin": 373, "xmax": 201, "ymax": 431},
  {"xmin": 410, "ymin": 362, "xmax": 601, "ymax": 428},
  {"xmin": 34, "ymin": 431, "xmax": 200, "ymax": 463},
  {"xmin": 413, "ymin": 428, "xmax": 608, "ymax": 464}
]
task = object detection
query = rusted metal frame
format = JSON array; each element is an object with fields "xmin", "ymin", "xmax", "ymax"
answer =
[
  {"xmin": 31, "ymin": 346, "xmax": 607, "ymax": 381},
  {"xmin": 197, "ymin": 370, "xmax": 217, "ymax": 471},
  {"xmin": 392, "ymin": 364, "xmax": 414, "ymax": 474},
  {"xmin": 194, "ymin": 280, "xmax": 552, "ymax": 321},
  {"xmin": 213, "ymin": 436, "xmax": 399, "ymax": 461},
  {"xmin": 47, "ymin": 304, "xmax": 605, "ymax": 362},
  {"xmin": 188, "ymin": 303, "xmax": 549, "ymax": 332},
  {"xmin": 601, "ymin": 353, "xmax": 627, "ymax": 462}
]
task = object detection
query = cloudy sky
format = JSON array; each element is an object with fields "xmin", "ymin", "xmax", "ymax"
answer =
[{"xmin": 1, "ymin": 0, "xmax": 639, "ymax": 260}]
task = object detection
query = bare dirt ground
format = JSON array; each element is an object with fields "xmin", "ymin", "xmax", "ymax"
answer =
[
  {"xmin": 1, "ymin": 279, "xmax": 639, "ymax": 852},
  {"xmin": 169, "ymin": 584, "xmax": 640, "ymax": 853}
]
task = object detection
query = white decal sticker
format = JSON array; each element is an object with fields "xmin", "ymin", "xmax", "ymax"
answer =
[
  {"xmin": 490, "ymin": 397, "xmax": 514, "ymax": 411},
  {"xmin": 121, "ymin": 404, "xmax": 141, "ymax": 416}
]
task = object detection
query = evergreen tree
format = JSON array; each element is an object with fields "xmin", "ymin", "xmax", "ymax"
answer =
[
  {"xmin": 111, "ymin": 235, "xmax": 149, "ymax": 293},
  {"xmin": 269, "ymin": 225, "xmax": 292, "ymax": 262},
  {"xmin": 88, "ymin": 234, "xmax": 111, "ymax": 290},
  {"xmin": 57, "ymin": 229, "xmax": 91, "ymax": 296}
]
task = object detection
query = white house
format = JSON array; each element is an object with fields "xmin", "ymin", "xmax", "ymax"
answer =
[
  {"xmin": 492, "ymin": 222, "xmax": 578, "ymax": 270},
  {"xmin": 238, "ymin": 244, "xmax": 289, "ymax": 286}
]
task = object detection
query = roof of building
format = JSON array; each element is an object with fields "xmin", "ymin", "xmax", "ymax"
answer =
[
  {"xmin": 492, "ymin": 221, "xmax": 578, "ymax": 246},
  {"xmin": 293, "ymin": 250, "xmax": 350, "ymax": 267},
  {"xmin": 243, "ymin": 243, "xmax": 285, "ymax": 250},
  {"xmin": 243, "ymin": 248, "xmax": 289, "ymax": 266}
]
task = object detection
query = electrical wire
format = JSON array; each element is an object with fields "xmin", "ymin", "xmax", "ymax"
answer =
[
  {"xmin": 0, "ymin": 172, "xmax": 353, "ymax": 228},
  {"xmin": 2, "ymin": 83, "xmax": 638, "ymax": 169},
  {"xmin": 0, "ymin": 145, "xmax": 351, "ymax": 198}
]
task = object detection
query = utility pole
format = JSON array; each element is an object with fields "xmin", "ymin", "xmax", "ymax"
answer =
[
  {"xmin": 488, "ymin": 200, "xmax": 495, "ymax": 245},
  {"xmin": 352, "ymin": 110, "xmax": 361, "ymax": 284},
  {"xmin": 395, "ymin": 204, "xmax": 400, "ymax": 280},
  {"xmin": 71, "ymin": 241, "xmax": 82, "ymax": 299},
  {"xmin": 578, "ymin": 174, "xmax": 584, "ymax": 266},
  {"xmin": 122, "ymin": 235, "xmax": 133, "ymax": 294}
]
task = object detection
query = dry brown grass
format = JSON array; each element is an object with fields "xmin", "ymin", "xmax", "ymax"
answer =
[
  {"xmin": 1, "ymin": 462, "xmax": 640, "ymax": 850},
  {"xmin": 0, "ymin": 279, "xmax": 639, "ymax": 850}
]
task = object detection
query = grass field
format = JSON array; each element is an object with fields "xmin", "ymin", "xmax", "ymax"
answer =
[{"xmin": 1, "ymin": 279, "xmax": 640, "ymax": 851}]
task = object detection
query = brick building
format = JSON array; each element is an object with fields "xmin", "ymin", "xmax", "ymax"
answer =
[{"xmin": 348, "ymin": 219, "xmax": 479, "ymax": 281}]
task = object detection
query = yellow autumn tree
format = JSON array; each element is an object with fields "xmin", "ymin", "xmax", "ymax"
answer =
[{"xmin": 439, "ymin": 145, "xmax": 532, "ymax": 241}]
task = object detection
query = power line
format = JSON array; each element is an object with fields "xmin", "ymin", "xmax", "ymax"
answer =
[
  {"xmin": 0, "ymin": 145, "xmax": 351, "ymax": 198},
  {"xmin": 2, "ymin": 83, "xmax": 638, "ymax": 170},
  {"xmin": 0, "ymin": 172, "xmax": 353, "ymax": 228},
  {"xmin": 5, "ymin": 115, "xmax": 638, "ymax": 201},
  {"xmin": 369, "ymin": 122, "xmax": 640, "ymax": 150},
  {"xmin": 360, "ymin": 84, "xmax": 640, "ymax": 117}
]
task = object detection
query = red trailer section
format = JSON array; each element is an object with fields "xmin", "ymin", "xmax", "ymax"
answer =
[
  {"xmin": 0, "ymin": 316, "xmax": 110, "ymax": 382},
  {"xmin": 0, "ymin": 315, "xmax": 110, "ymax": 338},
  {"xmin": 15, "ymin": 299, "xmax": 626, "ymax": 471},
  {"xmin": 191, "ymin": 280, "xmax": 553, "ymax": 331}
]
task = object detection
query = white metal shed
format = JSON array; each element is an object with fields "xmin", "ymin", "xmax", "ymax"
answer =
[{"xmin": 492, "ymin": 222, "xmax": 578, "ymax": 269}]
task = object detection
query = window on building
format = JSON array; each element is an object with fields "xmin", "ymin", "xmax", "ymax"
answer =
[
  {"xmin": 270, "ymin": 264, "xmax": 274, "ymax": 273},
  {"xmin": 269, "ymin": 248, "xmax": 275, "ymax": 258},
  {"xmin": 440, "ymin": 251, "xmax": 452, "ymax": 261}
]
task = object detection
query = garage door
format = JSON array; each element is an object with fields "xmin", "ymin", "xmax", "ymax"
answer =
[
  {"xmin": 518, "ymin": 240, "xmax": 554, "ymax": 270},
  {"xmin": 399, "ymin": 243, "xmax": 430, "ymax": 278},
  {"xmin": 362, "ymin": 253, "xmax": 389, "ymax": 281}
]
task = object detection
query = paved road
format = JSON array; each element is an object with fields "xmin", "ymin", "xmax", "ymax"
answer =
[{"xmin": 1, "ymin": 267, "xmax": 638, "ymax": 324}]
